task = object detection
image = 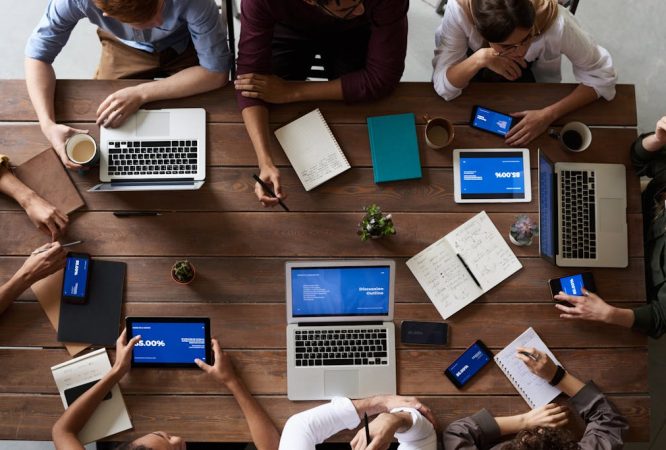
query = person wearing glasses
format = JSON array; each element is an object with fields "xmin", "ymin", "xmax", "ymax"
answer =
[
  {"xmin": 234, "ymin": 0, "xmax": 408, "ymax": 208},
  {"xmin": 554, "ymin": 117, "xmax": 666, "ymax": 339},
  {"xmin": 25, "ymin": 0, "xmax": 231, "ymax": 171},
  {"xmin": 432, "ymin": 0, "xmax": 617, "ymax": 146}
]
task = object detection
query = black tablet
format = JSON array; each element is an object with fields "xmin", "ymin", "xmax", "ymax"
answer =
[{"xmin": 126, "ymin": 317, "xmax": 212, "ymax": 368}]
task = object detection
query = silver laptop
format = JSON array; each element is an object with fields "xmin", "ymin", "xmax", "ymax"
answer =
[
  {"xmin": 286, "ymin": 260, "xmax": 397, "ymax": 401},
  {"xmin": 538, "ymin": 149, "xmax": 627, "ymax": 267},
  {"xmin": 89, "ymin": 108, "xmax": 206, "ymax": 192}
]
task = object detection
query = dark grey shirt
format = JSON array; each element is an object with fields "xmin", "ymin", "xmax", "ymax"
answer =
[{"xmin": 443, "ymin": 381, "xmax": 627, "ymax": 450}]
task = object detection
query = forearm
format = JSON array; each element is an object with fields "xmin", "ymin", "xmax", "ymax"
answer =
[
  {"xmin": 24, "ymin": 57, "xmax": 58, "ymax": 132},
  {"xmin": 0, "ymin": 274, "xmax": 29, "ymax": 316},
  {"xmin": 135, "ymin": 66, "xmax": 228, "ymax": 104},
  {"xmin": 289, "ymin": 79, "xmax": 343, "ymax": 102},
  {"xmin": 494, "ymin": 414, "xmax": 527, "ymax": 436},
  {"xmin": 604, "ymin": 306, "xmax": 636, "ymax": 329},
  {"xmin": 555, "ymin": 372, "xmax": 586, "ymax": 398},
  {"xmin": 241, "ymin": 106, "xmax": 275, "ymax": 168},
  {"xmin": 0, "ymin": 166, "xmax": 39, "ymax": 209},
  {"xmin": 445, "ymin": 51, "xmax": 485, "ymax": 90},
  {"xmin": 52, "ymin": 368, "xmax": 124, "ymax": 448},
  {"xmin": 543, "ymin": 84, "xmax": 598, "ymax": 122},
  {"xmin": 226, "ymin": 378, "xmax": 280, "ymax": 450}
]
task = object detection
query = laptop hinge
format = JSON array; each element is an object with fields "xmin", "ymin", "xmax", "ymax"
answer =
[
  {"xmin": 553, "ymin": 172, "xmax": 559, "ymax": 255},
  {"xmin": 297, "ymin": 321, "xmax": 384, "ymax": 327}
]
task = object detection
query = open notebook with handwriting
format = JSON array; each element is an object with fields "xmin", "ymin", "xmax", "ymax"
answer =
[{"xmin": 406, "ymin": 211, "xmax": 522, "ymax": 319}]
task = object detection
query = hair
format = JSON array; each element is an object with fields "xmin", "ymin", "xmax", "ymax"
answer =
[
  {"xmin": 315, "ymin": 0, "xmax": 343, "ymax": 6},
  {"xmin": 93, "ymin": 0, "xmax": 161, "ymax": 24},
  {"xmin": 471, "ymin": 0, "xmax": 536, "ymax": 43},
  {"xmin": 653, "ymin": 191, "xmax": 666, "ymax": 222},
  {"xmin": 501, "ymin": 427, "xmax": 578, "ymax": 450},
  {"xmin": 114, "ymin": 442, "xmax": 153, "ymax": 450}
]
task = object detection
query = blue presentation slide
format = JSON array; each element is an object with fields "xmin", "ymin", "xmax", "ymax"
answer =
[
  {"xmin": 460, "ymin": 153, "xmax": 525, "ymax": 197},
  {"xmin": 559, "ymin": 274, "xmax": 585, "ymax": 296},
  {"xmin": 291, "ymin": 266, "xmax": 390, "ymax": 317},
  {"xmin": 473, "ymin": 107, "xmax": 513, "ymax": 136},
  {"xmin": 448, "ymin": 342, "xmax": 491, "ymax": 385},
  {"xmin": 131, "ymin": 322, "xmax": 207, "ymax": 364},
  {"xmin": 62, "ymin": 255, "xmax": 89, "ymax": 298}
]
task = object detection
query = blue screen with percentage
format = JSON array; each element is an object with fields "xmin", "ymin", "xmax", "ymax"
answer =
[
  {"xmin": 459, "ymin": 151, "xmax": 526, "ymax": 199},
  {"xmin": 130, "ymin": 322, "xmax": 207, "ymax": 364}
]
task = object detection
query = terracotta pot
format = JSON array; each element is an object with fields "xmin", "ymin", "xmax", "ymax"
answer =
[{"xmin": 171, "ymin": 262, "xmax": 196, "ymax": 285}]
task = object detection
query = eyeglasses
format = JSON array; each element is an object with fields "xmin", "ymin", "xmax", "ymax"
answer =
[
  {"xmin": 493, "ymin": 27, "xmax": 540, "ymax": 57},
  {"xmin": 315, "ymin": 0, "xmax": 364, "ymax": 20}
]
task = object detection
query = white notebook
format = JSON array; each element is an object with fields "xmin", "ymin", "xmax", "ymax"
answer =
[
  {"xmin": 274, "ymin": 108, "xmax": 350, "ymax": 191},
  {"xmin": 494, "ymin": 327, "xmax": 562, "ymax": 408},
  {"xmin": 51, "ymin": 348, "xmax": 132, "ymax": 444},
  {"xmin": 406, "ymin": 211, "xmax": 522, "ymax": 319}
]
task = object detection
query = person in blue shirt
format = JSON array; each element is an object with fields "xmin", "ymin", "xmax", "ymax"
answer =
[{"xmin": 25, "ymin": 0, "xmax": 231, "ymax": 170}]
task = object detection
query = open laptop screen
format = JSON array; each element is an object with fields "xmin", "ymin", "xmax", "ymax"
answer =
[
  {"xmin": 539, "ymin": 151, "xmax": 556, "ymax": 262},
  {"xmin": 291, "ymin": 266, "xmax": 391, "ymax": 317}
]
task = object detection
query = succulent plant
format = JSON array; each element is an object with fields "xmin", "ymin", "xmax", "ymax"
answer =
[
  {"xmin": 358, "ymin": 204, "xmax": 396, "ymax": 241},
  {"xmin": 172, "ymin": 260, "xmax": 195, "ymax": 283},
  {"xmin": 509, "ymin": 215, "xmax": 539, "ymax": 246}
]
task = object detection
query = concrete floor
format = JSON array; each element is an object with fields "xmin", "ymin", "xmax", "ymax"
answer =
[{"xmin": 1, "ymin": 0, "xmax": 665, "ymax": 448}]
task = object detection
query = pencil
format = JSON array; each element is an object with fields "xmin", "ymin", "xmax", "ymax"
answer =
[
  {"xmin": 252, "ymin": 174, "xmax": 289, "ymax": 211},
  {"xmin": 364, "ymin": 412, "xmax": 371, "ymax": 444}
]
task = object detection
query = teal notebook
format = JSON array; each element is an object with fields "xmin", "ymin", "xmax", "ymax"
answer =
[{"xmin": 367, "ymin": 113, "xmax": 422, "ymax": 183}]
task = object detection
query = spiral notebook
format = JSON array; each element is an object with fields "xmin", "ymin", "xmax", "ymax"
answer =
[
  {"xmin": 494, "ymin": 327, "xmax": 562, "ymax": 408},
  {"xmin": 274, "ymin": 108, "xmax": 350, "ymax": 191}
]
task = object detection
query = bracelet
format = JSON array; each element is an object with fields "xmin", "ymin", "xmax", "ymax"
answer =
[{"xmin": 549, "ymin": 365, "xmax": 566, "ymax": 386}]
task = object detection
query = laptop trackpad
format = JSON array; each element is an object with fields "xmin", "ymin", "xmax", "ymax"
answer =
[
  {"xmin": 136, "ymin": 112, "xmax": 170, "ymax": 136},
  {"xmin": 599, "ymin": 199, "xmax": 624, "ymax": 233},
  {"xmin": 324, "ymin": 370, "xmax": 359, "ymax": 398}
]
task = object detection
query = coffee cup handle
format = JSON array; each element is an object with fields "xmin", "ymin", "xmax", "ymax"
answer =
[
  {"xmin": 548, "ymin": 128, "xmax": 560, "ymax": 140},
  {"xmin": 423, "ymin": 113, "xmax": 431, "ymax": 124}
]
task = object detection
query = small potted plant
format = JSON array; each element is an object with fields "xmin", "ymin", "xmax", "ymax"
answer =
[
  {"xmin": 509, "ymin": 215, "xmax": 539, "ymax": 246},
  {"xmin": 358, "ymin": 204, "xmax": 396, "ymax": 241},
  {"xmin": 171, "ymin": 259, "xmax": 196, "ymax": 284}
]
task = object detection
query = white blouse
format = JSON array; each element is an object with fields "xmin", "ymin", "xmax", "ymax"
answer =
[{"xmin": 432, "ymin": 0, "xmax": 617, "ymax": 101}]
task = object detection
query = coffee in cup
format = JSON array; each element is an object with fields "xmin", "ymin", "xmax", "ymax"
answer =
[
  {"xmin": 548, "ymin": 121, "xmax": 592, "ymax": 153},
  {"xmin": 424, "ymin": 114, "xmax": 454, "ymax": 149},
  {"xmin": 65, "ymin": 133, "xmax": 98, "ymax": 166}
]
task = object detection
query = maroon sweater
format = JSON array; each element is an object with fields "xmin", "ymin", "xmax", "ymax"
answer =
[{"xmin": 236, "ymin": 0, "xmax": 408, "ymax": 110}]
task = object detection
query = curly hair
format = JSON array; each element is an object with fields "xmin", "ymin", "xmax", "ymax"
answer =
[{"xmin": 501, "ymin": 426, "xmax": 578, "ymax": 450}]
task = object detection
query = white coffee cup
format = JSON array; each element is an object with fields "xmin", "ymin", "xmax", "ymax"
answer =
[
  {"xmin": 549, "ymin": 121, "xmax": 592, "ymax": 153},
  {"xmin": 65, "ymin": 133, "xmax": 98, "ymax": 166}
]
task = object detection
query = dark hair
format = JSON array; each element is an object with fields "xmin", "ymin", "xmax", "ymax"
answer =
[
  {"xmin": 471, "ymin": 0, "xmax": 536, "ymax": 42},
  {"xmin": 115, "ymin": 442, "xmax": 153, "ymax": 450},
  {"xmin": 501, "ymin": 426, "xmax": 578, "ymax": 450},
  {"xmin": 315, "ymin": 0, "xmax": 343, "ymax": 5}
]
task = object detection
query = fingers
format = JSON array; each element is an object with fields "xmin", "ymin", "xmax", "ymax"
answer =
[
  {"xmin": 128, "ymin": 334, "xmax": 142, "ymax": 349},
  {"xmin": 211, "ymin": 338, "xmax": 222, "ymax": 359},
  {"xmin": 117, "ymin": 328, "xmax": 128, "ymax": 345},
  {"xmin": 254, "ymin": 182, "xmax": 280, "ymax": 206},
  {"xmin": 554, "ymin": 292, "xmax": 582, "ymax": 304},
  {"xmin": 554, "ymin": 303, "xmax": 578, "ymax": 315},
  {"xmin": 195, "ymin": 357, "xmax": 212, "ymax": 371}
]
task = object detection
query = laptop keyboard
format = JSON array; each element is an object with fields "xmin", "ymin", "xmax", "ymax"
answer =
[
  {"xmin": 294, "ymin": 327, "xmax": 389, "ymax": 367},
  {"xmin": 560, "ymin": 169, "xmax": 597, "ymax": 259},
  {"xmin": 107, "ymin": 140, "xmax": 198, "ymax": 176}
]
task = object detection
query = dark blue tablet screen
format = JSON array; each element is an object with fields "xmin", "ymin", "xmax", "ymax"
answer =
[
  {"xmin": 473, "ymin": 107, "xmax": 513, "ymax": 136},
  {"xmin": 131, "ymin": 322, "xmax": 207, "ymax": 364}
]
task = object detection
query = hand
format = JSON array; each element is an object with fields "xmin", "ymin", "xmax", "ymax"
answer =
[
  {"xmin": 15, "ymin": 242, "xmax": 66, "ymax": 287},
  {"xmin": 350, "ymin": 412, "xmax": 408, "ymax": 450},
  {"xmin": 43, "ymin": 124, "xmax": 89, "ymax": 170},
  {"xmin": 480, "ymin": 48, "xmax": 527, "ymax": 81},
  {"xmin": 22, "ymin": 192, "xmax": 68, "ymax": 239},
  {"xmin": 516, "ymin": 347, "xmax": 558, "ymax": 382},
  {"xmin": 521, "ymin": 403, "xmax": 569, "ymax": 428},
  {"xmin": 505, "ymin": 108, "xmax": 556, "ymax": 146},
  {"xmin": 371, "ymin": 395, "xmax": 437, "ymax": 429},
  {"xmin": 235, "ymin": 74, "xmax": 294, "ymax": 104},
  {"xmin": 254, "ymin": 165, "xmax": 285, "ymax": 207},
  {"xmin": 195, "ymin": 338, "xmax": 240, "ymax": 386},
  {"xmin": 96, "ymin": 86, "xmax": 145, "ymax": 128},
  {"xmin": 555, "ymin": 289, "xmax": 614, "ymax": 323},
  {"xmin": 654, "ymin": 116, "xmax": 666, "ymax": 145},
  {"xmin": 113, "ymin": 328, "xmax": 142, "ymax": 376}
]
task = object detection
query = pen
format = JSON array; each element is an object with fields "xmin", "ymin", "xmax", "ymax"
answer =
[
  {"xmin": 252, "ymin": 174, "xmax": 290, "ymax": 212},
  {"xmin": 32, "ymin": 240, "xmax": 84, "ymax": 255},
  {"xmin": 519, "ymin": 351, "xmax": 539, "ymax": 361},
  {"xmin": 456, "ymin": 253, "xmax": 482, "ymax": 289},
  {"xmin": 113, "ymin": 211, "xmax": 162, "ymax": 217},
  {"xmin": 364, "ymin": 412, "xmax": 371, "ymax": 444}
]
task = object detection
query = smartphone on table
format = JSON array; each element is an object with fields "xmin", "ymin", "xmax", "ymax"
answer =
[
  {"xmin": 400, "ymin": 321, "xmax": 449, "ymax": 346},
  {"xmin": 470, "ymin": 105, "xmax": 515, "ymax": 137},
  {"xmin": 444, "ymin": 340, "xmax": 493, "ymax": 389},
  {"xmin": 61, "ymin": 253, "xmax": 91, "ymax": 305},
  {"xmin": 548, "ymin": 272, "xmax": 596, "ymax": 306}
]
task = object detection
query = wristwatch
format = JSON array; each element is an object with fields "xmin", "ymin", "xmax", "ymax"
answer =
[{"xmin": 549, "ymin": 365, "xmax": 566, "ymax": 386}]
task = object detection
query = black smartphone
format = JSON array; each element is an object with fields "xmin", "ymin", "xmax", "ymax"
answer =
[
  {"xmin": 400, "ymin": 321, "xmax": 449, "ymax": 346},
  {"xmin": 470, "ymin": 105, "xmax": 515, "ymax": 137},
  {"xmin": 444, "ymin": 340, "xmax": 494, "ymax": 389},
  {"xmin": 548, "ymin": 272, "xmax": 596, "ymax": 306},
  {"xmin": 61, "ymin": 253, "xmax": 91, "ymax": 305}
]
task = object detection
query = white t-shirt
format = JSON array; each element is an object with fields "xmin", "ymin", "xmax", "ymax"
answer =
[
  {"xmin": 432, "ymin": 0, "xmax": 617, "ymax": 101},
  {"xmin": 278, "ymin": 397, "xmax": 438, "ymax": 450}
]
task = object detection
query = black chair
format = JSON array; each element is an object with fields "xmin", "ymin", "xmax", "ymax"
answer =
[
  {"xmin": 437, "ymin": 0, "xmax": 580, "ymax": 17},
  {"xmin": 221, "ymin": 0, "xmax": 236, "ymax": 80}
]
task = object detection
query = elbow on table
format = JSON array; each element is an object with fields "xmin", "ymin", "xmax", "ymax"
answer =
[{"xmin": 432, "ymin": 73, "xmax": 462, "ymax": 102}]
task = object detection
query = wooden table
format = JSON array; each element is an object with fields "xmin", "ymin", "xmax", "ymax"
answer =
[{"xmin": 0, "ymin": 81, "xmax": 648, "ymax": 443}]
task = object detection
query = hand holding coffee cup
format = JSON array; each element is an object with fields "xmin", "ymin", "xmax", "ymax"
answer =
[
  {"xmin": 549, "ymin": 121, "xmax": 592, "ymax": 153},
  {"xmin": 65, "ymin": 133, "xmax": 99, "ymax": 169},
  {"xmin": 424, "ymin": 114, "xmax": 455, "ymax": 150},
  {"xmin": 44, "ymin": 124, "xmax": 92, "ymax": 170}
]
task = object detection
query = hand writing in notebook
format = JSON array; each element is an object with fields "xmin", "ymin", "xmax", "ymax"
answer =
[
  {"xmin": 516, "ymin": 347, "xmax": 558, "ymax": 382},
  {"xmin": 254, "ymin": 165, "xmax": 286, "ymax": 208}
]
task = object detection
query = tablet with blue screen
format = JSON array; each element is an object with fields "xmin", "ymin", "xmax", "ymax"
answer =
[
  {"xmin": 126, "ymin": 317, "xmax": 211, "ymax": 368},
  {"xmin": 453, "ymin": 148, "xmax": 531, "ymax": 203}
]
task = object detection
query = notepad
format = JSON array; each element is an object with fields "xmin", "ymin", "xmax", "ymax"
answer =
[
  {"xmin": 51, "ymin": 348, "xmax": 132, "ymax": 444},
  {"xmin": 274, "ymin": 108, "xmax": 350, "ymax": 191},
  {"xmin": 494, "ymin": 327, "xmax": 562, "ymax": 408},
  {"xmin": 406, "ymin": 211, "xmax": 522, "ymax": 319},
  {"xmin": 367, "ymin": 113, "xmax": 422, "ymax": 183}
]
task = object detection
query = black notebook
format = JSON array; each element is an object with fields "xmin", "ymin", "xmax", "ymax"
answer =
[{"xmin": 58, "ymin": 260, "xmax": 126, "ymax": 346}]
